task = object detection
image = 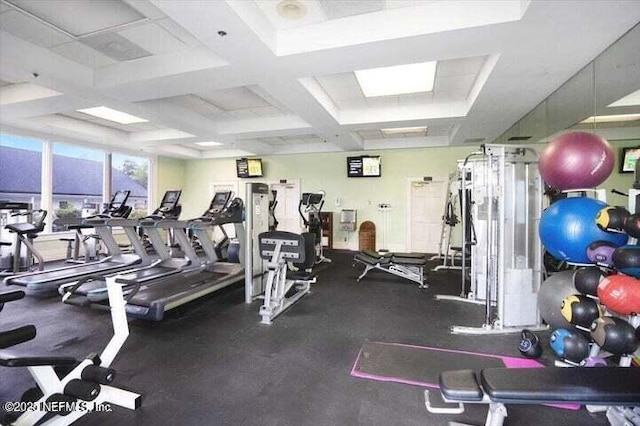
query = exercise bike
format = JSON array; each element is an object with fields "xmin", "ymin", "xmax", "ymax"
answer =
[{"xmin": 298, "ymin": 191, "xmax": 331, "ymax": 264}]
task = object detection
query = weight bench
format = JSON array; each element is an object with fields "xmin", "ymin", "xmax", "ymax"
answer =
[
  {"xmin": 354, "ymin": 250, "xmax": 428, "ymax": 288},
  {"xmin": 426, "ymin": 367, "xmax": 640, "ymax": 426}
]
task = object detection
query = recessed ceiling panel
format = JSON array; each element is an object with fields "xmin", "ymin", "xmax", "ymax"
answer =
[
  {"xmin": 0, "ymin": 10, "xmax": 73, "ymax": 48},
  {"xmin": 199, "ymin": 87, "xmax": 271, "ymax": 111},
  {"xmin": 82, "ymin": 32, "xmax": 152, "ymax": 62},
  {"xmin": 118, "ymin": 22, "xmax": 186, "ymax": 55},
  {"xmin": 6, "ymin": 0, "xmax": 145, "ymax": 37},
  {"xmin": 52, "ymin": 41, "xmax": 118, "ymax": 68},
  {"xmin": 437, "ymin": 56, "xmax": 486, "ymax": 77},
  {"xmin": 318, "ymin": 0, "xmax": 384, "ymax": 20}
]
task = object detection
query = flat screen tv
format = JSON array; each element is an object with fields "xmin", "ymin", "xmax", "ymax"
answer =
[
  {"xmin": 347, "ymin": 156, "xmax": 381, "ymax": 178},
  {"xmin": 236, "ymin": 158, "xmax": 263, "ymax": 178},
  {"xmin": 620, "ymin": 147, "xmax": 640, "ymax": 173}
]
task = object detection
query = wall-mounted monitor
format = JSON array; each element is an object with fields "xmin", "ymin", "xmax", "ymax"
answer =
[
  {"xmin": 236, "ymin": 158, "xmax": 263, "ymax": 178},
  {"xmin": 347, "ymin": 156, "xmax": 381, "ymax": 178},
  {"xmin": 620, "ymin": 147, "xmax": 640, "ymax": 173}
]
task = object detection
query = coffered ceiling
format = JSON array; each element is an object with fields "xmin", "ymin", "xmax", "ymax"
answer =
[{"xmin": 0, "ymin": 0, "xmax": 638, "ymax": 158}]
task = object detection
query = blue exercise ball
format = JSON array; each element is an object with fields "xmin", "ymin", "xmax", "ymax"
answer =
[{"xmin": 539, "ymin": 197, "xmax": 628, "ymax": 264}]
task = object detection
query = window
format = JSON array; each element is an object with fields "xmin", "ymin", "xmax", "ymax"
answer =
[
  {"xmin": 0, "ymin": 133, "xmax": 43, "ymax": 209},
  {"xmin": 112, "ymin": 153, "xmax": 149, "ymax": 219},
  {"xmin": 52, "ymin": 143, "xmax": 104, "ymax": 231}
]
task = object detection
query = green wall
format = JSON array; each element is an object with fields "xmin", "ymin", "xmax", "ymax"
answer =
[
  {"xmin": 155, "ymin": 156, "xmax": 186, "ymax": 204},
  {"xmin": 155, "ymin": 138, "xmax": 640, "ymax": 252}
]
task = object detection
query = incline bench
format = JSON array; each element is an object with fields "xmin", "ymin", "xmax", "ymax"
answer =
[
  {"xmin": 426, "ymin": 367, "xmax": 640, "ymax": 426},
  {"xmin": 354, "ymin": 250, "xmax": 428, "ymax": 288}
]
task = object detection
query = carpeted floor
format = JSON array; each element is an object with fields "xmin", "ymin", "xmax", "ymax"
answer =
[{"xmin": 0, "ymin": 250, "xmax": 609, "ymax": 425}]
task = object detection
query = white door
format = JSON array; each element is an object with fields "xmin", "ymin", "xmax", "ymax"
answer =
[
  {"xmin": 268, "ymin": 180, "xmax": 301, "ymax": 233},
  {"xmin": 408, "ymin": 178, "xmax": 447, "ymax": 253}
]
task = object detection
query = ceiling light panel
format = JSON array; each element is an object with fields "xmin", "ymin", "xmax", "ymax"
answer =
[
  {"xmin": 608, "ymin": 88, "xmax": 640, "ymax": 108},
  {"xmin": 580, "ymin": 113, "xmax": 640, "ymax": 124},
  {"xmin": 381, "ymin": 126, "xmax": 427, "ymax": 135},
  {"xmin": 6, "ymin": 0, "xmax": 146, "ymax": 37},
  {"xmin": 194, "ymin": 141, "xmax": 223, "ymax": 146},
  {"xmin": 355, "ymin": 61, "xmax": 437, "ymax": 97},
  {"xmin": 77, "ymin": 106, "xmax": 148, "ymax": 124},
  {"xmin": 318, "ymin": 0, "xmax": 384, "ymax": 20}
]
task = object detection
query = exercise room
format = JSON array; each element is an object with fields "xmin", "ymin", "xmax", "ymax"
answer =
[{"xmin": 1, "ymin": 1, "xmax": 639, "ymax": 425}]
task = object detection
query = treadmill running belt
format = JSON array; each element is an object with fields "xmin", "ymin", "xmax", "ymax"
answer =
[
  {"xmin": 10, "ymin": 260, "xmax": 123, "ymax": 285},
  {"xmin": 128, "ymin": 271, "xmax": 230, "ymax": 305}
]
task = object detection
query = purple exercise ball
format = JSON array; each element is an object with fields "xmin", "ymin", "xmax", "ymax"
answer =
[{"xmin": 539, "ymin": 131, "xmax": 614, "ymax": 190}]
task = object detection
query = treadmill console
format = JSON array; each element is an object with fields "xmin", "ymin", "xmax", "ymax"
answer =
[
  {"xmin": 205, "ymin": 191, "xmax": 233, "ymax": 216},
  {"xmin": 107, "ymin": 190, "xmax": 131, "ymax": 217},
  {"xmin": 155, "ymin": 190, "xmax": 182, "ymax": 218},
  {"xmin": 212, "ymin": 197, "xmax": 244, "ymax": 225}
]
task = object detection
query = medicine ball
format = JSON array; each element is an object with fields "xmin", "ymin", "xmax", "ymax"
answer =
[
  {"xmin": 596, "ymin": 206, "xmax": 630, "ymax": 232},
  {"xmin": 586, "ymin": 241, "xmax": 617, "ymax": 267},
  {"xmin": 573, "ymin": 267, "xmax": 605, "ymax": 296},
  {"xmin": 518, "ymin": 329, "xmax": 542, "ymax": 359},
  {"xmin": 538, "ymin": 271, "xmax": 579, "ymax": 329},
  {"xmin": 550, "ymin": 328, "xmax": 590, "ymax": 364},
  {"xmin": 560, "ymin": 294, "xmax": 602, "ymax": 330},
  {"xmin": 597, "ymin": 274, "xmax": 640, "ymax": 315},
  {"xmin": 590, "ymin": 316, "xmax": 640, "ymax": 355},
  {"xmin": 623, "ymin": 213, "xmax": 640, "ymax": 239},
  {"xmin": 612, "ymin": 245, "xmax": 640, "ymax": 278},
  {"xmin": 539, "ymin": 197, "xmax": 627, "ymax": 264}
]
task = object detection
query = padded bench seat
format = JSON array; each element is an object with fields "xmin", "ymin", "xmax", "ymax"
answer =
[
  {"xmin": 481, "ymin": 367, "xmax": 640, "ymax": 405},
  {"xmin": 354, "ymin": 251, "xmax": 428, "ymax": 288},
  {"xmin": 439, "ymin": 367, "xmax": 640, "ymax": 406},
  {"xmin": 391, "ymin": 256, "xmax": 427, "ymax": 266}
]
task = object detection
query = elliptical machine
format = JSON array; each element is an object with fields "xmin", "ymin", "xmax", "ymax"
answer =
[{"xmin": 298, "ymin": 191, "xmax": 331, "ymax": 264}]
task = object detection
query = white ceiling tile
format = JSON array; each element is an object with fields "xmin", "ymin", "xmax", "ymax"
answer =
[
  {"xmin": 384, "ymin": 0, "xmax": 436, "ymax": 10},
  {"xmin": 251, "ymin": 106, "xmax": 283, "ymax": 117},
  {"xmin": 200, "ymin": 87, "xmax": 271, "ymax": 111},
  {"xmin": 357, "ymin": 130, "xmax": 382, "ymax": 139},
  {"xmin": 0, "ymin": 10, "xmax": 74, "ymax": 48},
  {"xmin": 259, "ymin": 136, "xmax": 286, "ymax": 145},
  {"xmin": 122, "ymin": 0, "xmax": 166, "ymax": 20},
  {"xmin": 82, "ymin": 32, "xmax": 151, "ymax": 61},
  {"xmin": 398, "ymin": 92, "xmax": 433, "ymax": 106},
  {"xmin": 52, "ymin": 41, "xmax": 118, "ymax": 68},
  {"xmin": 335, "ymin": 98, "xmax": 368, "ymax": 109},
  {"xmin": 318, "ymin": 0, "xmax": 384, "ymax": 20},
  {"xmin": 316, "ymin": 72, "xmax": 359, "ymax": 90},
  {"xmin": 366, "ymin": 96, "xmax": 399, "ymax": 108},
  {"xmin": 156, "ymin": 18, "xmax": 201, "ymax": 48},
  {"xmin": 7, "ymin": 0, "xmax": 145, "ymax": 37},
  {"xmin": 118, "ymin": 22, "xmax": 186, "ymax": 55},
  {"xmin": 229, "ymin": 109, "xmax": 259, "ymax": 119},
  {"xmin": 434, "ymin": 74, "xmax": 477, "ymax": 94},
  {"xmin": 437, "ymin": 56, "xmax": 486, "ymax": 77},
  {"xmin": 432, "ymin": 89, "xmax": 469, "ymax": 102}
]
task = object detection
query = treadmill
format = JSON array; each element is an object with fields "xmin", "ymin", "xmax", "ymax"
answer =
[
  {"xmin": 61, "ymin": 191, "xmax": 233, "ymax": 304},
  {"xmin": 4, "ymin": 192, "xmax": 145, "ymax": 296},
  {"xmin": 116, "ymin": 197, "xmax": 246, "ymax": 321}
]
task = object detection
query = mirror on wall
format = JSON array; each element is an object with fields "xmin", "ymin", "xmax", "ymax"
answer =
[{"xmin": 497, "ymin": 23, "xmax": 640, "ymax": 145}]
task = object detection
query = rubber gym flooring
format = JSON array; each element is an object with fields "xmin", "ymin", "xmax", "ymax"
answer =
[{"xmin": 0, "ymin": 250, "xmax": 610, "ymax": 425}]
